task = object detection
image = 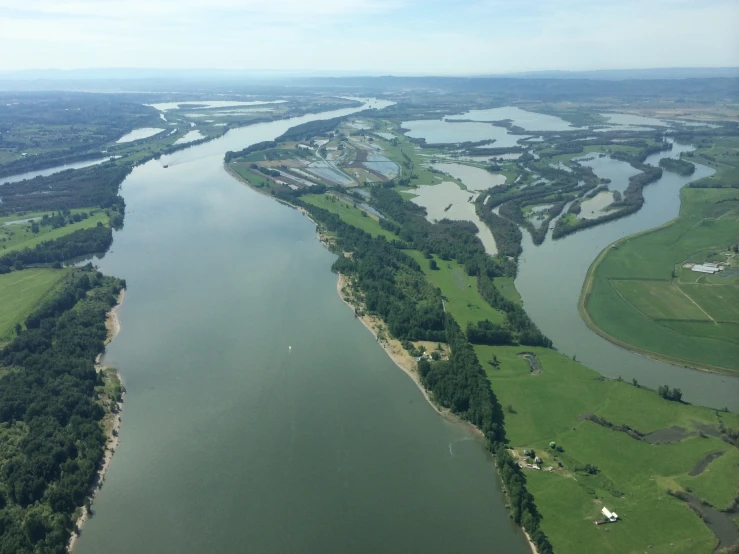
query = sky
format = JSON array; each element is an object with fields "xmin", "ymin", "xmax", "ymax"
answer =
[{"xmin": 0, "ymin": 0, "xmax": 738, "ymax": 75}]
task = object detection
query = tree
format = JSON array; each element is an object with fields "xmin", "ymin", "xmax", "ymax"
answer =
[{"xmin": 429, "ymin": 259, "xmax": 439, "ymax": 270}]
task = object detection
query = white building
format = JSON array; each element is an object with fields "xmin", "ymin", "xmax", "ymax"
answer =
[
  {"xmin": 601, "ymin": 507, "xmax": 619, "ymax": 522},
  {"xmin": 692, "ymin": 264, "xmax": 719, "ymax": 274}
]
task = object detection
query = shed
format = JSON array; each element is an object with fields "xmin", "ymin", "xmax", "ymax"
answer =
[
  {"xmin": 692, "ymin": 265, "xmax": 719, "ymax": 274},
  {"xmin": 601, "ymin": 507, "xmax": 619, "ymax": 522}
]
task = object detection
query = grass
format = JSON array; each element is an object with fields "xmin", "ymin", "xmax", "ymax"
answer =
[
  {"xmin": 405, "ymin": 251, "xmax": 506, "ymax": 328},
  {"xmin": 478, "ymin": 344, "xmax": 739, "ymax": 554},
  {"xmin": 581, "ymin": 179, "xmax": 739, "ymax": 374},
  {"xmin": 585, "ymin": 275, "xmax": 739, "ymax": 372},
  {"xmin": 610, "ymin": 280, "xmax": 711, "ymax": 321},
  {"xmin": 676, "ymin": 447, "xmax": 739, "ymax": 510},
  {"xmin": 230, "ymin": 163, "xmax": 273, "ymax": 189},
  {"xmin": 0, "ymin": 268, "xmax": 71, "ymax": 345},
  {"xmin": 0, "ymin": 209, "xmax": 110, "ymax": 256},
  {"xmin": 679, "ymin": 283, "xmax": 739, "ymax": 323},
  {"xmin": 302, "ymin": 193, "xmax": 397, "ymax": 240}
]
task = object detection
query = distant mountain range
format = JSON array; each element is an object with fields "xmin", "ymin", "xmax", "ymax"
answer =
[{"xmin": 491, "ymin": 68, "xmax": 739, "ymax": 80}]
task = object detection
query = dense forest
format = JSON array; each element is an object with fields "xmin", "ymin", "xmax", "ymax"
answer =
[
  {"xmin": 0, "ymin": 162, "xmax": 129, "ymax": 218},
  {"xmin": 0, "ymin": 268, "xmax": 125, "ymax": 554}
]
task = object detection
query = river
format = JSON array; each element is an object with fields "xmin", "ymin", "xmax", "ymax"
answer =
[
  {"xmin": 75, "ymin": 101, "xmax": 530, "ymax": 553},
  {"xmin": 516, "ymin": 141, "xmax": 739, "ymax": 410}
]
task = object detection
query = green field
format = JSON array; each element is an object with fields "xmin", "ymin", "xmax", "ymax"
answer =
[
  {"xmin": 302, "ymin": 193, "xmax": 398, "ymax": 240},
  {"xmin": 405, "ymin": 251, "xmax": 506, "ymax": 328},
  {"xmin": 679, "ymin": 284, "xmax": 739, "ymax": 323},
  {"xmin": 0, "ymin": 209, "xmax": 110, "ymax": 256},
  {"xmin": 611, "ymin": 280, "xmax": 711, "ymax": 320},
  {"xmin": 582, "ymin": 182, "xmax": 739, "ymax": 374},
  {"xmin": 0, "ymin": 268, "xmax": 71, "ymax": 345},
  {"xmin": 676, "ymin": 447, "xmax": 739, "ymax": 510},
  {"xmin": 479, "ymin": 344, "xmax": 739, "ymax": 554}
]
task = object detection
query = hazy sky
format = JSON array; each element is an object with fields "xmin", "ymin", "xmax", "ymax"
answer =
[{"xmin": 1, "ymin": 0, "xmax": 737, "ymax": 74}]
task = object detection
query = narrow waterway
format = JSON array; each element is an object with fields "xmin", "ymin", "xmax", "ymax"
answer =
[
  {"xmin": 0, "ymin": 157, "xmax": 114, "ymax": 185},
  {"xmin": 516, "ymin": 146, "xmax": 739, "ymax": 410},
  {"xmin": 75, "ymin": 102, "xmax": 530, "ymax": 553}
]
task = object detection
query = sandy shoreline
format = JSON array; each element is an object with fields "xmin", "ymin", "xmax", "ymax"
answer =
[
  {"xmin": 335, "ymin": 274, "xmax": 444, "ymax": 416},
  {"xmin": 68, "ymin": 290, "xmax": 125, "ymax": 552},
  {"xmin": 336, "ymin": 275, "xmax": 538, "ymax": 554}
]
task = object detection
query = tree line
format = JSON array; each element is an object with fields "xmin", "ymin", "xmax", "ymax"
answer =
[
  {"xmin": 0, "ymin": 226, "xmax": 113, "ymax": 274},
  {"xmin": 0, "ymin": 268, "xmax": 125, "ymax": 553},
  {"xmin": 0, "ymin": 162, "xmax": 130, "ymax": 217}
]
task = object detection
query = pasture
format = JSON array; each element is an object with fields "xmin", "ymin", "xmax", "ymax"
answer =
[
  {"xmin": 0, "ymin": 268, "xmax": 70, "ymax": 345},
  {"xmin": 480, "ymin": 344, "xmax": 739, "ymax": 554}
]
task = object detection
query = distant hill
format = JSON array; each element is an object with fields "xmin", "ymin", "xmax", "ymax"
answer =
[{"xmin": 492, "ymin": 68, "xmax": 739, "ymax": 80}]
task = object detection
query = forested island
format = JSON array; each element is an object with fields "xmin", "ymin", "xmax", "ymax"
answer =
[{"xmin": 659, "ymin": 157, "xmax": 696, "ymax": 175}]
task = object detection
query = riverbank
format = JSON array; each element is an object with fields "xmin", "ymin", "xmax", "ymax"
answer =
[{"xmin": 69, "ymin": 290, "xmax": 126, "ymax": 552}]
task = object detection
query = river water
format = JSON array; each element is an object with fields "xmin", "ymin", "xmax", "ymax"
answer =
[
  {"xmin": 75, "ymin": 102, "xmax": 530, "ymax": 553},
  {"xmin": 516, "ymin": 143, "xmax": 739, "ymax": 410}
]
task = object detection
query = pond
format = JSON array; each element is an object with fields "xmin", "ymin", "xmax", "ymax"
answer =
[
  {"xmin": 407, "ymin": 181, "xmax": 498, "ymax": 255},
  {"xmin": 431, "ymin": 163, "xmax": 506, "ymax": 191},
  {"xmin": 116, "ymin": 127, "xmax": 166, "ymax": 143}
]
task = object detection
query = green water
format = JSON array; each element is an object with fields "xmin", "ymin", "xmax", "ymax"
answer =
[{"xmin": 75, "ymin": 104, "xmax": 530, "ymax": 553}]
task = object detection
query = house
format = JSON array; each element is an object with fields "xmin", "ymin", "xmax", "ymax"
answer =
[{"xmin": 601, "ymin": 507, "xmax": 619, "ymax": 522}]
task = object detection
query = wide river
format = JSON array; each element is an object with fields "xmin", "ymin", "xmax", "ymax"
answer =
[{"xmin": 76, "ymin": 102, "xmax": 530, "ymax": 553}]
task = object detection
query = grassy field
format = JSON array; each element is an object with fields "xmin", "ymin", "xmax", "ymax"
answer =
[
  {"xmin": 0, "ymin": 209, "xmax": 110, "ymax": 256},
  {"xmin": 679, "ymin": 284, "xmax": 739, "ymax": 323},
  {"xmin": 479, "ymin": 344, "xmax": 739, "ymax": 554},
  {"xmin": 611, "ymin": 280, "xmax": 711, "ymax": 321},
  {"xmin": 301, "ymin": 193, "xmax": 397, "ymax": 240},
  {"xmin": 676, "ymin": 447, "xmax": 739, "ymax": 510},
  {"xmin": 582, "ymin": 182, "xmax": 739, "ymax": 374},
  {"xmin": 405, "ymin": 250, "xmax": 506, "ymax": 328},
  {"xmin": 0, "ymin": 268, "xmax": 71, "ymax": 345}
]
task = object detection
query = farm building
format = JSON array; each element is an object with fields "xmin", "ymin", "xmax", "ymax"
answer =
[
  {"xmin": 601, "ymin": 507, "xmax": 619, "ymax": 522},
  {"xmin": 691, "ymin": 264, "xmax": 720, "ymax": 274}
]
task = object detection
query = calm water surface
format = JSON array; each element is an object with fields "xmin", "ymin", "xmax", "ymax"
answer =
[
  {"xmin": 76, "ymin": 102, "xmax": 529, "ymax": 553},
  {"xmin": 409, "ymin": 181, "xmax": 498, "ymax": 255},
  {"xmin": 116, "ymin": 127, "xmax": 166, "ymax": 143},
  {"xmin": 447, "ymin": 107, "xmax": 577, "ymax": 132},
  {"xmin": 1, "ymin": 157, "xmax": 114, "ymax": 185}
]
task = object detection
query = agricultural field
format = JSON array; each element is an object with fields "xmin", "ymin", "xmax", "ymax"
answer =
[
  {"xmin": 582, "ymin": 180, "xmax": 739, "ymax": 373},
  {"xmin": 0, "ymin": 267, "xmax": 71, "ymax": 345},
  {"xmin": 481, "ymin": 344, "xmax": 739, "ymax": 554},
  {"xmin": 610, "ymin": 280, "xmax": 712, "ymax": 321}
]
